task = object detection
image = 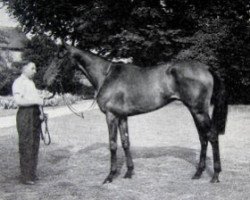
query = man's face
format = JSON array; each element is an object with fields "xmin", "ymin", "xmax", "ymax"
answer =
[{"xmin": 23, "ymin": 62, "xmax": 37, "ymax": 79}]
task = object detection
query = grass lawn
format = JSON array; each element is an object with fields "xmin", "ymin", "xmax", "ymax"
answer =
[{"xmin": 0, "ymin": 103, "xmax": 250, "ymax": 200}]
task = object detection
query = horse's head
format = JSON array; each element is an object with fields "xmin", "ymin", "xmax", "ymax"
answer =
[
  {"xmin": 43, "ymin": 57, "xmax": 61, "ymax": 87},
  {"xmin": 57, "ymin": 42, "xmax": 70, "ymax": 58},
  {"xmin": 43, "ymin": 44, "xmax": 78, "ymax": 92},
  {"xmin": 44, "ymin": 43, "xmax": 104, "ymax": 93}
]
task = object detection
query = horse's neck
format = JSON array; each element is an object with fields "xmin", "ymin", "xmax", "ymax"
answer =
[{"xmin": 73, "ymin": 50, "xmax": 110, "ymax": 91}]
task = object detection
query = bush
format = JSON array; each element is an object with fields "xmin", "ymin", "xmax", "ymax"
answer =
[
  {"xmin": 22, "ymin": 35, "xmax": 58, "ymax": 89},
  {"xmin": 0, "ymin": 67, "xmax": 20, "ymax": 96},
  {"xmin": 0, "ymin": 96, "xmax": 17, "ymax": 109},
  {"xmin": 0, "ymin": 91, "xmax": 84, "ymax": 110}
]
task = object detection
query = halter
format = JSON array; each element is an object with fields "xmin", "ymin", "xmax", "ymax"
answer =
[
  {"xmin": 105, "ymin": 62, "xmax": 113, "ymax": 76},
  {"xmin": 54, "ymin": 52, "xmax": 113, "ymax": 118}
]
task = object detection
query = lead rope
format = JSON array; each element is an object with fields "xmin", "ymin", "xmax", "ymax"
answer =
[
  {"xmin": 59, "ymin": 81, "xmax": 85, "ymax": 119},
  {"xmin": 40, "ymin": 106, "xmax": 51, "ymax": 145},
  {"xmin": 40, "ymin": 112, "xmax": 51, "ymax": 145},
  {"xmin": 40, "ymin": 93, "xmax": 55, "ymax": 145},
  {"xmin": 62, "ymin": 94, "xmax": 85, "ymax": 119},
  {"xmin": 58, "ymin": 62, "xmax": 113, "ymax": 118}
]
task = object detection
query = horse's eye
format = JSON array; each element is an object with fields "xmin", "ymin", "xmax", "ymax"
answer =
[
  {"xmin": 57, "ymin": 46, "xmax": 68, "ymax": 58},
  {"xmin": 58, "ymin": 51, "xmax": 65, "ymax": 59}
]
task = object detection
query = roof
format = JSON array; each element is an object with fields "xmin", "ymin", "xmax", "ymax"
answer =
[{"xmin": 0, "ymin": 26, "xmax": 28, "ymax": 51}]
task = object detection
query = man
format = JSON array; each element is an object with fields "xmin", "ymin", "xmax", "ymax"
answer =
[{"xmin": 12, "ymin": 61, "xmax": 46, "ymax": 185}]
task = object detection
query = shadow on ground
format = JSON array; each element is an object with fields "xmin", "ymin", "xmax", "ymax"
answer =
[{"xmin": 80, "ymin": 142, "xmax": 213, "ymax": 179}]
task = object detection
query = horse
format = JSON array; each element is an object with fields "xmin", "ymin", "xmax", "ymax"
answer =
[{"xmin": 44, "ymin": 45, "xmax": 228, "ymax": 184}]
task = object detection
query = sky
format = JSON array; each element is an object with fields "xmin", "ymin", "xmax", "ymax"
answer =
[{"xmin": 0, "ymin": 5, "xmax": 18, "ymax": 27}]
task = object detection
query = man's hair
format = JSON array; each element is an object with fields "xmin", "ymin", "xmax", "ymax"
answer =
[
  {"xmin": 18, "ymin": 61, "xmax": 35, "ymax": 73},
  {"xmin": 19, "ymin": 60, "xmax": 32, "ymax": 69}
]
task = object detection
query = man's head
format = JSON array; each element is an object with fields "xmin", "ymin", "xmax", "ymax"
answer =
[{"xmin": 21, "ymin": 61, "xmax": 37, "ymax": 79}]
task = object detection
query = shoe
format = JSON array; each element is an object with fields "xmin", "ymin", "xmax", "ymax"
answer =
[
  {"xmin": 22, "ymin": 180, "xmax": 35, "ymax": 185},
  {"xmin": 32, "ymin": 175, "xmax": 40, "ymax": 181}
]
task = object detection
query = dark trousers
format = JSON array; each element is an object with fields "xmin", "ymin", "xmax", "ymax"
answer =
[{"xmin": 16, "ymin": 106, "xmax": 41, "ymax": 181}]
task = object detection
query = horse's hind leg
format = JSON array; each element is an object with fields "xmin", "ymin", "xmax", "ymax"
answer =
[
  {"xmin": 190, "ymin": 108, "xmax": 221, "ymax": 182},
  {"xmin": 190, "ymin": 109, "xmax": 211, "ymax": 179},
  {"xmin": 118, "ymin": 117, "xmax": 134, "ymax": 178},
  {"xmin": 103, "ymin": 112, "xmax": 119, "ymax": 184},
  {"xmin": 209, "ymin": 134, "xmax": 221, "ymax": 183}
]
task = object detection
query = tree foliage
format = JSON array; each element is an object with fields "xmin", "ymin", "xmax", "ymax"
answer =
[
  {"xmin": 0, "ymin": 30, "xmax": 9, "ymax": 69},
  {"xmin": 0, "ymin": 67, "xmax": 19, "ymax": 95},
  {"xmin": 2, "ymin": 0, "xmax": 250, "ymax": 102},
  {"xmin": 22, "ymin": 35, "xmax": 93, "ymax": 95},
  {"xmin": 45, "ymin": 55, "xmax": 93, "ymax": 95},
  {"xmin": 0, "ymin": 29, "xmax": 18, "ymax": 95},
  {"xmin": 1, "ymin": 0, "xmax": 198, "ymax": 64},
  {"xmin": 21, "ymin": 34, "xmax": 57, "ymax": 89},
  {"xmin": 3, "ymin": 0, "xmax": 249, "ymax": 63}
]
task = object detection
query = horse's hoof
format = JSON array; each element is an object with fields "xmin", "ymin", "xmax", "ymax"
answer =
[
  {"xmin": 192, "ymin": 174, "xmax": 201, "ymax": 180},
  {"xmin": 192, "ymin": 170, "xmax": 202, "ymax": 179},
  {"xmin": 210, "ymin": 177, "xmax": 220, "ymax": 183},
  {"xmin": 103, "ymin": 176, "xmax": 113, "ymax": 184},
  {"xmin": 124, "ymin": 171, "xmax": 133, "ymax": 179},
  {"xmin": 210, "ymin": 172, "xmax": 220, "ymax": 183},
  {"xmin": 103, "ymin": 170, "xmax": 117, "ymax": 184}
]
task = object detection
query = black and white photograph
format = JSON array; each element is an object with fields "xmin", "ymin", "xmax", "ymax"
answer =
[{"xmin": 0, "ymin": 1, "xmax": 250, "ymax": 199}]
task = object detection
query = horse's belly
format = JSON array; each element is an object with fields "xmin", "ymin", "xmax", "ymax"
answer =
[
  {"xmin": 98, "ymin": 72, "xmax": 177, "ymax": 115},
  {"xmin": 103, "ymin": 91, "xmax": 172, "ymax": 116}
]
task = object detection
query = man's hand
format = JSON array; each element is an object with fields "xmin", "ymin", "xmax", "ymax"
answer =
[{"xmin": 39, "ymin": 113, "xmax": 48, "ymax": 121}]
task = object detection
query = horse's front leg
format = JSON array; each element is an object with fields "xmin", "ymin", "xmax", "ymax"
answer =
[
  {"xmin": 103, "ymin": 112, "xmax": 119, "ymax": 184},
  {"xmin": 118, "ymin": 117, "xmax": 134, "ymax": 179}
]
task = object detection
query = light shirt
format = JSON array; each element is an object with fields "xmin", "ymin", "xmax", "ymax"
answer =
[{"xmin": 12, "ymin": 74, "xmax": 43, "ymax": 106}]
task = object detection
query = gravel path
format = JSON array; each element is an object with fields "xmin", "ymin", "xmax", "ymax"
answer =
[{"xmin": 0, "ymin": 100, "xmax": 98, "ymax": 130}]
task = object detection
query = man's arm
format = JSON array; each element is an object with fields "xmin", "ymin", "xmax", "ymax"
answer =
[
  {"xmin": 13, "ymin": 93, "xmax": 43, "ymax": 106},
  {"xmin": 12, "ymin": 78, "xmax": 44, "ymax": 107}
]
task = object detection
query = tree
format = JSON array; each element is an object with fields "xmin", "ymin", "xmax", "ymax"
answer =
[
  {"xmin": 0, "ymin": 67, "xmax": 19, "ymax": 95},
  {"xmin": 0, "ymin": 29, "xmax": 9, "ymax": 69},
  {"xmin": 0, "ymin": 33, "xmax": 7, "ymax": 44},
  {"xmin": 23, "ymin": 34, "xmax": 93, "ymax": 95},
  {"xmin": 2, "ymin": 0, "xmax": 249, "ymax": 62},
  {"xmin": 0, "ymin": 29, "xmax": 17, "ymax": 95},
  {"xmin": 21, "ymin": 34, "xmax": 57, "ymax": 89},
  {"xmin": 1, "ymin": 0, "xmax": 193, "ymax": 65},
  {"xmin": 217, "ymin": 23, "xmax": 250, "ymax": 103},
  {"xmin": 2, "ymin": 0, "xmax": 250, "ymax": 102}
]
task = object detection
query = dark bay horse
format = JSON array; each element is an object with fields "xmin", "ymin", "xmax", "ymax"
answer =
[{"xmin": 44, "ymin": 45, "xmax": 228, "ymax": 184}]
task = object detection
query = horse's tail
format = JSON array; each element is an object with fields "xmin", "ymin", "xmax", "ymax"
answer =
[{"xmin": 210, "ymin": 69, "xmax": 228, "ymax": 135}]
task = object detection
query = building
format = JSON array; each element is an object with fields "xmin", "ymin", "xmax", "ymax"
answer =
[{"xmin": 0, "ymin": 26, "xmax": 27, "ymax": 69}]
